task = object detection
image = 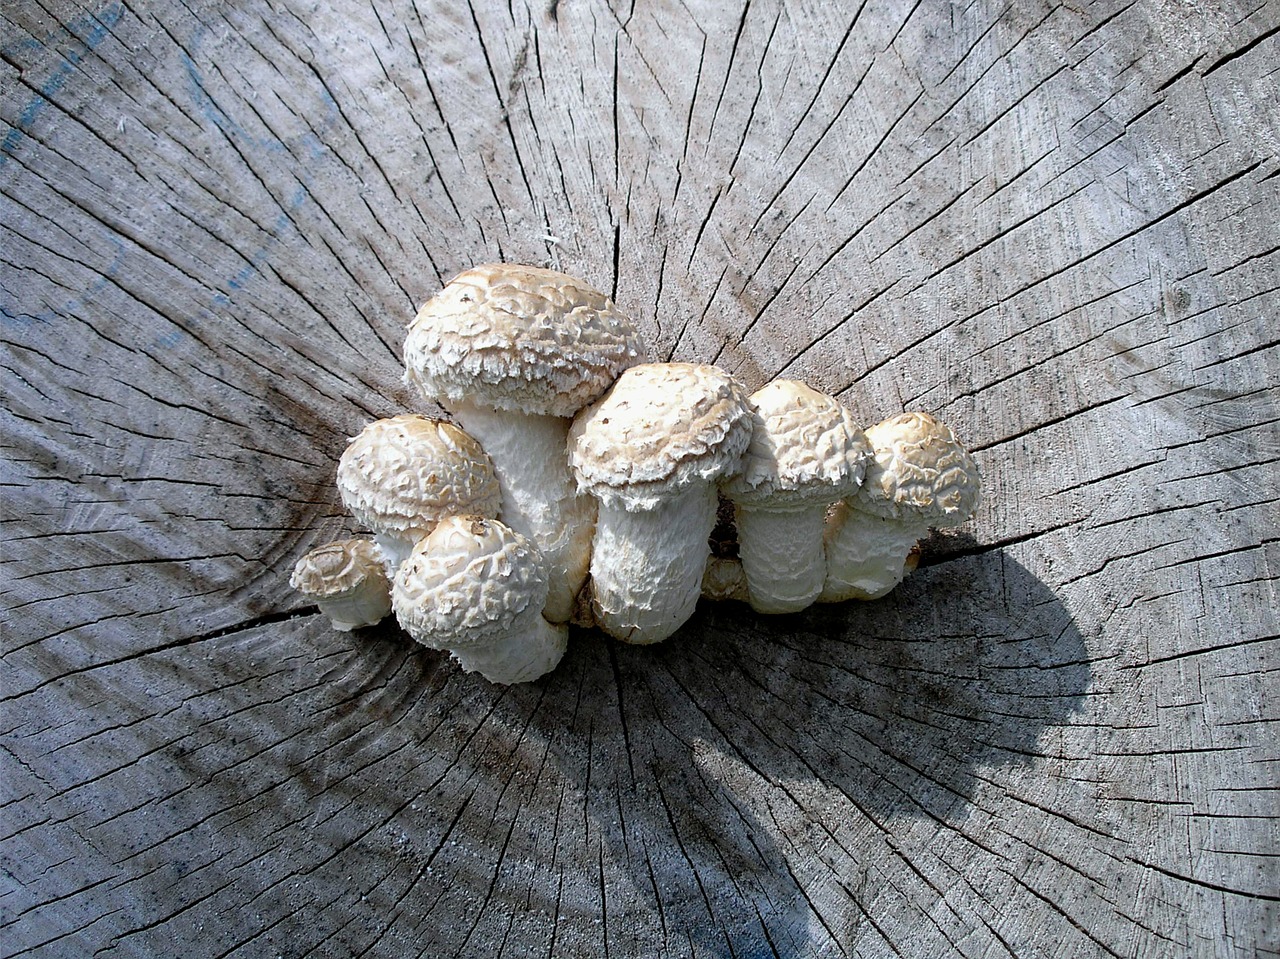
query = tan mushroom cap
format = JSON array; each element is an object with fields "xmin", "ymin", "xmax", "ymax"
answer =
[
  {"xmin": 290, "ymin": 538, "xmax": 387, "ymax": 597},
  {"xmin": 854, "ymin": 411, "xmax": 981, "ymax": 525},
  {"xmin": 403, "ymin": 264, "xmax": 648, "ymax": 417},
  {"xmin": 391, "ymin": 516, "xmax": 548, "ymax": 649},
  {"xmin": 335, "ymin": 415, "xmax": 501, "ymax": 541},
  {"xmin": 721, "ymin": 380, "xmax": 871, "ymax": 509},
  {"xmin": 290, "ymin": 538, "xmax": 392, "ymax": 631},
  {"xmin": 568, "ymin": 362, "xmax": 755, "ymax": 511}
]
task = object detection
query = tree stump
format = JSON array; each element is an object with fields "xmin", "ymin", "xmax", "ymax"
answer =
[{"xmin": 2, "ymin": 1, "xmax": 1276, "ymax": 955}]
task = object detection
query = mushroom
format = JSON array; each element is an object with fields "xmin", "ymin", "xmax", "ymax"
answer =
[
  {"xmin": 391, "ymin": 515, "xmax": 567, "ymax": 684},
  {"xmin": 721, "ymin": 380, "xmax": 871, "ymax": 613},
  {"xmin": 702, "ymin": 556, "xmax": 749, "ymax": 603},
  {"xmin": 821, "ymin": 411, "xmax": 981, "ymax": 601},
  {"xmin": 290, "ymin": 538, "xmax": 392, "ymax": 631},
  {"xmin": 402, "ymin": 264, "xmax": 647, "ymax": 623},
  {"xmin": 568, "ymin": 362, "xmax": 754, "ymax": 644},
  {"xmin": 335, "ymin": 414, "xmax": 501, "ymax": 571}
]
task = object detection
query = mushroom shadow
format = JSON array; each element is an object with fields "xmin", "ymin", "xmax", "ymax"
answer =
[{"xmin": 493, "ymin": 539, "xmax": 1089, "ymax": 957}]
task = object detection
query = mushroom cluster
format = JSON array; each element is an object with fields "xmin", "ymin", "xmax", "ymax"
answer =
[{"xmin": 291, "ymin": 264, "xmax": 982, "ymax": 683}]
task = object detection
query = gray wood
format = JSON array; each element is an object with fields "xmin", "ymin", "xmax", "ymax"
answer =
[{"xmin": 2, "ymin": 0, "xmax": 1277, "ymax": 955}]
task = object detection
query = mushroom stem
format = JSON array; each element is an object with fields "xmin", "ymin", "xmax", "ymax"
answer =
[
  {"xmin": 447, "ymin": 399, "xmax": 595, "ymax": 624},
  {"xmin": 734, "ymin": 504, "xmax": 830, "ymax": 613},
  {"xmin": 819, "ymin": 503, "xmax": 924, "ymax": 602},
  {"xmin": 372, "ymin": 532, "xmax": 416, "ymax": 573},
  {"xmin": 450, "ymin": 617, "xmax": 569, "ymax": 685},
  {"xmin": 590, "ymin": 483, "xmax": 718, "ymax": 644}
]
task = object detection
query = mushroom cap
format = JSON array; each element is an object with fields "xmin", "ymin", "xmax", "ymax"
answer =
[
  {"xmin": 335, "ymin": 415, "xmax": 501, "ymax": 540},
  {"xmin": 290, "ymin": 538, "xmax": 388, "ymax": 598},
  {"xmin": 568, "ymin": 362, "xmax": 754, "ymax": 512},
  {"xmin": 391, "ymin": 516, "xmax": 548, "ymax": 650},
  {"xmin": 854, "ymin": 411, "xmax": 981, "ymax": 525},
  {"xmin": 403, "ymin": 264, "xmax": 648, "ymax": 418},
  {"xmin": 721, "ymin": 380, "xmax": 871, "ymax": 509}
]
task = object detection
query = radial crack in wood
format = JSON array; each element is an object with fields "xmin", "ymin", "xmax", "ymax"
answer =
[{"xmin": 2, "ymin": 0, "xmax": 1277, "ymax": 956}]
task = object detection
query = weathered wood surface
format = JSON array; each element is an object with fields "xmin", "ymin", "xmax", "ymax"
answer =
[{"xmin": 2, "ymin": 0, "xmax": 1277, "ymax": 955}]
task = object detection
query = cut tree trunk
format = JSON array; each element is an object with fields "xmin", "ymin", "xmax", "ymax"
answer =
[{"xmin": 2, "ymin": 1, "xmax": 1277, "ymax": 956}]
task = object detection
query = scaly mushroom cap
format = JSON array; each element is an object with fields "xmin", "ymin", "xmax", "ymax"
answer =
[
  {"xmin": 290, "ymin": 538, "xmax": 392, "ymax": 631},
  {"xmin": 335, "ymin": 415, "xmax": 501, "ymax": 541},
  {"xmin": 290, "ymin": 538, "xmax": 387, "ymax": 597},
  {"xmin": 391, "ymin": 516, "xmax": 548, "ymax": 650},
  {"xmin": 721, "ymin": 380, "xmax": 871, "ymax": 509},
  {"xmin": 403, "ymin": 264, "xmax": 648, "ymax": 417},
  {"xmin": 568, "ymin": 362, "xmax": 755, "ymax": 512},
  {"xmin": 854, "ymin": 411, "xmax": 981, "ymax": 526}
]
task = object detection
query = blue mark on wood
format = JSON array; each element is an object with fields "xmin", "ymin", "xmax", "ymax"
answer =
[
  {"xmin": 1, "ymin": 238, "xmax": 126, "ymax": 328},
  {"xmin": 3, "ymin": 7, "xmax": 342, "ymax": 348},
  {"xmin": 153, "ymin": 30, "xmax": 340, "ymax": 349},
  {"xmin": 0, "ymin": 4, "xmax": 125, "ymax": 168},
  {"xmin": 180, "ymin": 23, "xmax": 335, "ymax": 163},
  {"xmin": 2, "ymin": 6, "xmax": 126, "ymax": 329}
]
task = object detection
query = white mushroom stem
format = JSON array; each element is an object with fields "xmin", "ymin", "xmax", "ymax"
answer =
[
  {"xmin": 449, "ymin": 618, "xmax": 569, "ymax": 685},
  {"xmin": 447, "ymin": 399, "xmax": 595, "ymax": 624},
  {"xmin": 820, "ymin": 503, "xmax": 925, "ymax": 602},
  {"xmin": 734, "ymin": 504, "xmax": 831, "ymax": 613},
  {"xmin": 372, "ymin": 532, "xmax": 417, "ymax": 574},
  {"xmin": 591, "ymin": 484, "xmax": 718, "ymax": 645}
]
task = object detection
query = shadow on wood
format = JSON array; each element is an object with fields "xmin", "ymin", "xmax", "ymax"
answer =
[
  {"xmin": 465, "ymin": 548, "xmax": 1087, "ymax": 956},
  {"xmin": 0, "ymin": 543, "xmax": 1081, "ymax": 955},
  {"xmin": 4, "ymin": 0, "xmax": 1276, "ymax": 953}
]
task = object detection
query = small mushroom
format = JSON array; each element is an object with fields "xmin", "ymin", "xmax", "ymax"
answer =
[
  {"xmin": 702, "ymin": 556, "xmax": 749, "ymax": 603},
  {"xmin": 402, "ymin": 264, "xmax": 647, "ymax": 623},
  {"xmin": 391, "ymin": 516, "xmax": 568, "ymax": 684},
  {"xmin": 335, "ymin": 414, "xmax": 501, "ymax": 571},
  {"xmin": 721, "ymin": 380, "xmax": 871, "ymax": 613},
  {"xmin": 290, "ymin": 538, "xmax": 392, "ymax": 631},
  {"xmin": 821, "ymin": 411, "xmax": 981, "ymax": 601},
  {"xmin": 568, "ymin": 362, "xmax": 754, "ymax": 644}
]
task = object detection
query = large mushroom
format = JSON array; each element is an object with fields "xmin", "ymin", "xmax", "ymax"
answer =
[
  {"xmin": 568, "ymin": 362, "xmax": 754, "ymax": 644},
  {"xmin": 335, "ymin": 414, "xmax": 501, "ymax": 571},
  {"xmin": 289, "ymin": 538, "xmax": 392, "ymax": 631},
  {"xmin": 391, "ymin": 515, "xmax": 567, "ymax": 684},
  {"xmin": 821, "ymin": 411, "xmax": 981, "ymax": 601},
  {"xmin": 402, "ymin": 264, "xmax": 647, "ymax": 623},
  {"xmin": 721, "ymin": 380, "xmax": 871, "ymax": 613}
]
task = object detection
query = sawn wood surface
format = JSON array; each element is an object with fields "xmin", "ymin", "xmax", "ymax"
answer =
[{"xmin": 2, "ymin": 0, "xmax": 1277, "ymax": 956}]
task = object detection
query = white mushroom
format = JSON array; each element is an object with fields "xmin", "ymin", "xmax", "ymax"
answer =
[
  {"xmin": 721, "ymin": 380, "xmax": 870, "ymax": 613},
  {"xmin": 290, "ymin": 538, "xmax": 392, "ymax": 631},
  {"xmin": 821, "ymin": 411, "xmax": 981, "ymax": 601},
  {"xmin": 402, "ymin": 264, "xmax": 647, "ymax": 623},
  {"xmin": 568, "ymin": 362, "xmax": 754, "ymax": 644},
  {"xmin": 335, "ymin": 414, "xmax": 501, "ymax": 571},
  {"xmin": 391, "ymin": 515, "xmax": 567, "ymax": 684},
  {"xmin": 702, "ymin": 556, "xmax": 749, "ymax": 603}
]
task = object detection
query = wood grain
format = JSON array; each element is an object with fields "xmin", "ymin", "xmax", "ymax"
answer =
[{"xmin": 2, "ymin": 0, "xmax": 1277, "ymax": 955}]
